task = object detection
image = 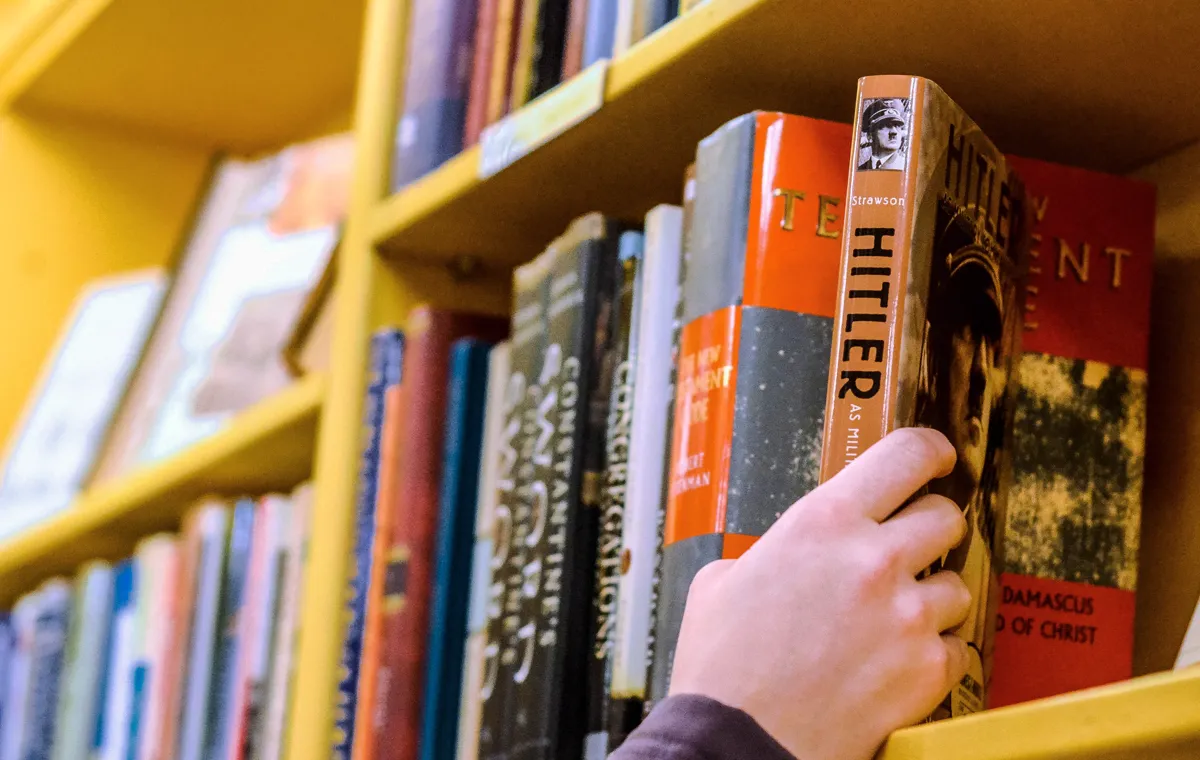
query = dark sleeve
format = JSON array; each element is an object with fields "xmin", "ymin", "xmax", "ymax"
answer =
[{"xmin": 611, "ymin": 694, "xmax": 796, "ymax": 760}]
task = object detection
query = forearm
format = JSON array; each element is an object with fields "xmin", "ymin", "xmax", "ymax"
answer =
[{"xmin": 613, "ymin": 695, "xmax": 796, "ymax": 760}]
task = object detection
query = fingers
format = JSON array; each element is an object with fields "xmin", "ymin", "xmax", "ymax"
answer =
[
  {"xmin": 939, "ymin": 633, "xmax": 971, "ymax": 695},
  {"xmin": 880, "ymin": 494, "xmax": 967, "ymax": 574},
  {"xmin": 917, "ymin": 571, "xmax": 972, "ymax": 632},
  {"xmin": 821, "ymin": 427, "xmax": 956, "ymax": 522}
]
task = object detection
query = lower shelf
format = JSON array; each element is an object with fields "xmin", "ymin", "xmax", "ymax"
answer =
[
  {"xmin": 0, "ymin": 373, "xmax": 325, "ymax": 604},
  {"xmin": 882, "ymin": 668, "xmax": 1200, "ymax": 759}
]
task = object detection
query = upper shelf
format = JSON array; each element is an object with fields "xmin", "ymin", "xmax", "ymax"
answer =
[
  {"xmin": 0, "ymin": 0, "xmax": 364, "ymax": 152},
  {"xmin": 373, "ymin": 0, "xmax": 1200, "ymax": 266},
  {"xmin": 881, "ymin": 668, "xmax": 1200, "ymax": 760},
  {"xmin": 0, "ymin": 374, "xmax": 325, "ymax": 605}
]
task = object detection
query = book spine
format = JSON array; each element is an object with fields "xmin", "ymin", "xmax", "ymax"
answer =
[
  {"xmin": 161, "ymin": 516, "xmax": 201, "ymax": 760},
  {"xmin": 560, "ymin": 0, "xmax": 589, "ymax": 80},
  {"xmin": 456, "ymin": 343, "xmax": 512, "ymax": 760},
  {"xmin": 508, "ymin": 0, "xmax": 541, "ymax": 111},
  {"xmin": 478, "ymin": 255, "xmax": 552, "ymax": 760},
  {"xmin": 0, "ymin": 615, "xmax": 11, "ymax": 755},
  {"xmin": 643, "ymin": 171, "xmax": 694, "ymax": 713},
  {"xmin": 611, "ymin": 205, "xmax": 681, "ymax": 731},
  {"xmin": 611, "ymin": 0, "xmax": 635, "ymax": 56},
  {"xmin": 579, "ymin": 0, "xmax": 616, "ymax": 67},
  {"xmin": 98, "ymin": 562, "xmax": 137, "ymax": 760},
  {"xmin": 591, "ymin": 232, "xmax": 644, "ymax": 756},
  {"xmin": 393, "ymin": 0, "xmax": 480, "ymax": 187},
  {"xmin": 3, "ymin": 595, "xmax": 40, "ymax": 760},
  {"xmin": 242, "ymin": 498, "xmax": 289, "ymax": 760},
  {"xmin": 135, "ymin": 537, "xmax": 181, "ymax": 760},
  {"xmin": 420, "ymin": 341, "xmax": 494, "ymax": 760},
  {"xmin": 53, "ymin": 564, "xmax": 114, "ymax": 760},
  {"xmin": 206, "ymin": 501, "xmax": 256, "ymax": 760},
  {"xmin": 821, "ymin": 77, "xmax": 1026, "ymax": 718},
  {"xmin": 486, "ymin": 0, "xmax": 522, "ymax": 124},
  {"xmin": 375, "ymin": 311, "xmax": 507, "ymax": 760},
  {"xmin": 25, "ymin": 581, "xmax": 71, "ymax": 760},
  {"xmin": 464, "ymin": 0, "xmax": 501, "ymax": 146},
  {"xmin": 638, "ymin": 0, "xmax": 675, "ymax": 39},
  {"xmin": 510, "ymin": 215, "xmax": 618, "ymax": 760},
  {"xmin": 332, "ymin": 330, "xmax": 399, "ymax": 760},
  {"xmin": 176, "ymin": 506, "xmax": 230, "ymax": 760},
  {"xmin": 527, "ymin": 0, "xmax": 569, "ymax": 101}
]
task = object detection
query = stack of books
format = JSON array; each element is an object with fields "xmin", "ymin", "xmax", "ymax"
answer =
[{"xmin": 0, "ymin": 486, "xmax": 312, "ymax": 760}]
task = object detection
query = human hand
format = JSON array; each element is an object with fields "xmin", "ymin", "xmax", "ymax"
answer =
[{"xmin": 668, "ymin": 428, "xmax": 971, "ymax": 760}]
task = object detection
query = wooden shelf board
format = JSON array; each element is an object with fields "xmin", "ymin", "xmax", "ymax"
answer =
[
  {"xmin": 881, "ymin": 669, "xmax": 1200, "ymax": 759},
  {"xmin": 0, "ymin": 374, "xmax": 324, "ymax": 604},
  {"xmin": 373, "ymin": 0, "xmax": 1200, "ymax": 265},
  {"xmin": 0, "ymin": 0, "xmax": 364, "ymax": 152}
]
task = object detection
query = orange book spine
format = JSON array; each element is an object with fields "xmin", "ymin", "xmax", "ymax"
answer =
[
  {"xmin": 464, "ymin": 0, "xmax": 501, "ymax": 146},
  {"xmin": 486, "ymin": 0, "xmax": 522, "ymax": 124}
]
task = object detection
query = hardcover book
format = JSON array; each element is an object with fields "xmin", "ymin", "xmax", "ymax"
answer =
[
  {"xmin": 370, "ymin": 308, "xmax": 506, "ymax": 760},
  {"xmin": 132, "ymin": 535, "xmax": 181, "ymax": 760},
  {"xmin": 560, "ymin": 0, "xmax": 589, "ymax": 80},
  {"xmin": 478, "ymin": 258, "xmax": 551, "ymax": 760},
  {"xmin": 580, "ymin": 0, "xmax": 616, "ymax": 68},
  {"xmin": 2, "ymin": 592, "xmax": 38, "ymax": 760},
  {"xmin": 508, "ymin": 214, "xmax": 621, "ymax": 760},
  {"xmin": 592, "ymin": 231, "xmax": 644, "ymax": 756},
  {"xmin": 509, "ymin": 0, "xmax": 569, "ymax": 109},
  {"xmin": 456, "ymin": 343, "xmax": 511, "ymax": 760},
  {"xmin": 24, "ymin": 580, "xmax": 71, "ymax": 760},
  {"xmin": 988, "ymin": 157, "xmax": 1154, "ymax": 705},
  {"xmin": 654, "ymin": 113, "xmax": 848, "ymax": 701},
  {"xmin": 336, "ymin": 329, "xmax": 403, "ymax": 760},
  {"xmin": 205, "ymin": 500, "xmax": 256, "ymax": 760},
  {"xmin": 392, "ymin": 0, "xmax": 480, "ymax": 187},
  {"xmin": 53, "ymin": 564, "xmax": 113, "ymax": 760},
  {"xmin": 465, "ymin": 0, "xmax": 502, "ymax": 147},
  {"xmin": 610, "ymin": 204, "xmax": 682, "ymax": 731},
  {"xmin": 486, "ymin": 0, "xmax": 524, "ymax": 125},
  {"xmin": 97, "ymin": 561, "xmax": 138, "ymax": 760},
  {"xmin": 820, "ymin": 76, "xmax": 1029, "ymax": 717},
  {"xmin": 420, "ymin": 340, "xmax": 495, "ymax": 760}
]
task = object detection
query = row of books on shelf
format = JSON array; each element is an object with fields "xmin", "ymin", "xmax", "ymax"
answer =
[
  {"xmin": 0, "ymin": 485, "xmax": 311, "ymax": 760},
  {"xmin": 393, "ymin": 0, "xmax": 706, "ymax": 187},
  {"xmin": 0, "ymin": 133, "xmax": 352, "ymax": 538},
  {"xmin": 325, "ymin": 76, "xmax": 1189, "ymax": 760}
]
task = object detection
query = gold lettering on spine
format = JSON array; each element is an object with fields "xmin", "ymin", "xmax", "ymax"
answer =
[
  {"xmin": 773, "ymin": 188, "xmax": 806, "ymax": 231},
  {"xmin": 816, "ymin": 195, "xmax": 841, "ymax": 238},
  {"xmin": 1105, "ymin": 248, "xmax": 1131, "ymax": 288},
  {"xmin": 1056, "ymin": 239, "xmax": 1090, "ymax": 283}
]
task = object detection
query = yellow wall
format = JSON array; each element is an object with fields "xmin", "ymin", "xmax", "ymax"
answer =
[{"xmin": 0, "ymin": 107, "xmax": 210, "ymax": 451}]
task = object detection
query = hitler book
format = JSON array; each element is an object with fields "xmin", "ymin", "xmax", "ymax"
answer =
[
  {"xmin": 988, "ymin": 157, "xmax": 1154, "ymax": 705},
  {"xmin": 820, "ymin": 76, "xmax": 1030, "ymax": 718},
  {"xmin": 653, "ymin": 113, "xmax": 848, "ymax": 701}
]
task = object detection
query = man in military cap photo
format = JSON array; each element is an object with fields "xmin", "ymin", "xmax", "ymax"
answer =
[{"xmin": 858, "ymin": 98, "xmax": 910, "ymax": 171}]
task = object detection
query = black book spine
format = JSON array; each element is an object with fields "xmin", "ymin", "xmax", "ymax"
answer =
[
  {"xmin": 530, "ymin": 0, "xmax": 570, "ymax": 99},
  {"xmin": 510, "ymin": 214, "xmax": 618, "ymax": 760},
  {"xmin": 478, "ymin": 254, "xmax": 552, "ymax": 760},
  {"xmin": 595, "ymin": 233, "xmax": 645, "ymax": 755}
]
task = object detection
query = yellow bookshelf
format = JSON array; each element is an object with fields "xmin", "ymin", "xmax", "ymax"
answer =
[
  {"xmin": 0, "ymin": 374, "xmax": 324, "ymax": 605},
  {"xmin": 0, "ymin": 0, "xmax": 1197, "ymax": 758}
]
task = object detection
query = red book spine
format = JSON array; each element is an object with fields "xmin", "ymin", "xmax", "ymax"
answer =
[
  {"xmin": 373, "ymin": 308, "xmax": 507, "ymax": 760},
  {"xmin": 464, "ymin": 0, "xmax": 501, "ymax": 146},
  {"xmin": 560, "ymin": 0, "xmax": 589, "ymax": 80}
]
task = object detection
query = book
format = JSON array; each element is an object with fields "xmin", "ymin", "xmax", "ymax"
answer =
[
  {"xmin": 52, "ymin": 564, "xmax": 113, "ymax": 760},
  {"xmin": 260, "ymin": 484, "xmax": 313, "ymax": 760},
  {"xmin": 92, "ymin": 135, "xmax": 352, "ymax": 481},
  {"xmin": 612, "ymin": 0, "xmax": 637, "ymax": 56},
  {"xmin": 509, "ymin": 0, "xmax": 569, "ymax": 109},
  {"xmin": 419, "ymin": 339, "xmax": 495, "ymax": 760},
  {"xmin": 97, "ymin": 561, "xmax": 138, "ymax": 760},
  {"xmin": 337, "ymin": 329, "xmax": 403, "ymax": 760},
  {"xmin": 579, "ymin": 0, "xmax": 616, "ymax": 68},
  {"xmin": 369, "ymin": 308, "xmax": 507, "ymax": 760},
  {"xmin": 509, "ymin": 214, "xmax": 621, "ymax": 760},
  {"xmin": 2, "ymin": 592, "xmax": 38, "ymax": 760},
  {"xmin": 987, "ymin": 157, "xmax": 1154, "ymax": 705},
  {"xmin": 24, "ymin": 580, "xmax": 71, "ymax": 760},
  {"xmin": 206, "ymin": 500, "xmax": 256, "ymax": 760},
  {"xmin": 560, "ymin": 0, "xmax": 589, "ymax": 80},
  {"xmin": 392, "ymin": 0, "xmax": 480, "ymax": 188},
  {"xmin": 455, "ymin": 342, "xmax": 511, "ymax": 760},
  {"xmin": 230, "ymin": 496, "xmax": 289, "ymax": 760},
  {"xmin": 485, "ymin": 0, "xmax": 523, "ymax": 125},
  {"xmin": 653, "ymin": 112, "xmax": 848, "ymax": 702},
  {"xmin": 820, "ymin": 77, "xmax": 1029, "ymax": 717},
  {"xmin": 0, "ymin": 271, "xmax": 165, "ymax": 538},
  {"xmin": 465, "ymin": 0, "xmax": 502, "ymax": 147},
  {"xmin": 610, "ymin": 205, "xmax": 682, "ymax": 734},
  {"xmin": 637, "ymin": 0, "xmax": 676, "ymax": 40},
  {"xmin": 477, "ymin": 257, "xmax": 551, "ymax": 760},
  {"xmin": 644, "ymin": 168, "xmax": 695, "ymax": 713},
  {"xmin": 132, "ymin": 536, "xmax": 181, "ymax": 760},
  {"xmin": 0, "ymin": 615, "xmax": 12, "ymax": 755},
  {"xmin": 591, "ymin": 230, "xmax": 644, "ymax": 756},
  {"xmin": 176, "ymin": 502, "xmax": 231, "ymax": 760}
]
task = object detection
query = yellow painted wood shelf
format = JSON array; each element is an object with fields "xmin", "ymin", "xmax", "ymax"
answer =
[
  {"xmin": 0, "ymin": 374, "xmax": 324, "ymax": 605},
  {"xmin": 0, "ymin": 0, "xmax": 365, "ymax": 150},
  {"xmin": 371, "ymin": 0, "xmax": 1200, "ymax": 265},
  {"xmin": 881, "ymin": 669, "xmax": 1200, "ymax": 759}
]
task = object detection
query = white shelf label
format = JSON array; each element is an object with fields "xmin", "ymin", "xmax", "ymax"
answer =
[{"xmin": 479, "ymin": 61, "xmax": 608, "ymax": 179}]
